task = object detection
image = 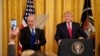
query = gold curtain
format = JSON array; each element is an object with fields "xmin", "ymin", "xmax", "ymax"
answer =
[
  {"xmin": 95, "ymin": 0, "xmax": 100, "ymax": 56},
  {"xmin": 3, "ymin": 0, "xmax": 98, "ymax": 56}
]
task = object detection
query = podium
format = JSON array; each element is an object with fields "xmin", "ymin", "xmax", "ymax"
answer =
[{"xmin": 58, "ymin": 39, "xmax": 94, "ymax": 56}]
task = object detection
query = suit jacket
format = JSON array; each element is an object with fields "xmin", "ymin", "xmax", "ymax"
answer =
[
  {"xmin": 55, "ymin": 22, "xmax": 88, "ymax": 41},
  {"xmin": 8, "ymin": 44, "xmax": 16, "ymax": 56},
  {"xmin": 20, "ymin": 26, "xmax": 46, "ymax": 51}
]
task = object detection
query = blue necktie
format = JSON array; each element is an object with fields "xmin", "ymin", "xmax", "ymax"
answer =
[{"xmin": 30, "ymin": 29, "xmax": 35, "ymax": 48}]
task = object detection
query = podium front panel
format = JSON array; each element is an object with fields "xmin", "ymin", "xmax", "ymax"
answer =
[{"xmin": 58, "ymin": 39, "xmax": 94, "ymax": 56}]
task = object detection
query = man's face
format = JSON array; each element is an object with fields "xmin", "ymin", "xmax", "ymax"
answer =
[
  {"xmin": 27, "ymin": 15, "xmax": 35, "ymax": 28},
  {"xmin": 64, "ymin": 13, "xmax": 73, "ymax": 23}
]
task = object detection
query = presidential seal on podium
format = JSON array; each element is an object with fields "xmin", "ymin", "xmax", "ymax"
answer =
[{"xmin": 71, "ymin": 41, "xmax": 84, "ymax": 55}]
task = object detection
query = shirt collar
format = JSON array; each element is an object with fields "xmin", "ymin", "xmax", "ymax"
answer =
[{"xmin": 66, "ymin": 22, "xmax": 72, "ymax": 25}]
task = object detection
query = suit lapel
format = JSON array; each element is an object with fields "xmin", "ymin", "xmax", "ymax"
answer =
[
  {"xmin": 72, "ymin": 22, "xmax": 75, "ymax": 38},
  {"xmin": 35, "ymin": 28, "xmax": 38, "ymax": 39},
  {"xmin": 27, "ymin": 26, "xmax": 32, "ymax": 38},
  {"xmin": 26, "ymin": 27, "xmax": 32, "ymax": 46}
]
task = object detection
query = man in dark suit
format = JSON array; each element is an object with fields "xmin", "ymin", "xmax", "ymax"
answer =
[
  {"xmin": 55, "ymin": 11, "xmax": 88, "ymax": 45},
  {"xmin": 20, "ymin": 15, "xmax": 46, "ymax": 51},
  {"xmin": 8, "ymin": 27, "xmax": 19, "ymax": 56}
]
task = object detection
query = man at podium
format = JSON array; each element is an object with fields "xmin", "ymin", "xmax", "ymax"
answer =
[{"xmin": 55, "ymin": 11, "xmax": 88, "ymax": 45}]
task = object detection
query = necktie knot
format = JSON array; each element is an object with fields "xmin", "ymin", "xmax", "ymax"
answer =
[
  {"xmin": 68, "ymin": 23, "xmax": 71, "ymax": 27},
  {"xmin": 68, "ymin": 23, "xmax": 70, "ymax": 25}
]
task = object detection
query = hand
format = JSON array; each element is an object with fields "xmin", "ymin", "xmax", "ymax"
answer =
[
  {"xmin": 58, "ymin": 40, "xmax": 61, "ymax": 45},
  {"xmin": 35, "ymin": 40, "xmax": 40, "ymax": 44},
  {"xmin": 79, "ymin": 37, "xmax": 84, "ymax": 39},
  {"xmin": 90, "ymin": 32, "xmax": 95, "ymax": 39},
  {"xmin": 9, "ymin": 27, "xmax": 19, "ymax": 42}
]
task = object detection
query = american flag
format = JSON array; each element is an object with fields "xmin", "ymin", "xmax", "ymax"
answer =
[
  {"xmin": 21, "ymin": 0, "xmax": 35, "ymax": 27},
  {"xmin": 19, "ymin": 0, "xmax": 35, "ymax": 55}
]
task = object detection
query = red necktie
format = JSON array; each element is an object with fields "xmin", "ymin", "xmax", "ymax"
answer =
[{"xmin": 68, "ymin": 23, "xmax": 72, "ymax": 39}]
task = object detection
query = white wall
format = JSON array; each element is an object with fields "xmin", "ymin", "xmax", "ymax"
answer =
[{"xmin": 0, "ymin": 0, "xmax": 2, "ymax": 55}]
